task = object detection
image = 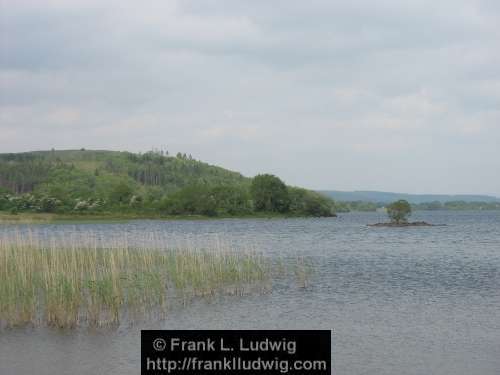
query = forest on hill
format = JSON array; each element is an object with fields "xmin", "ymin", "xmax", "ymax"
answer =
[{"xmin": 0, "ymin": 149, "xmax": 336, "ymax": 217}]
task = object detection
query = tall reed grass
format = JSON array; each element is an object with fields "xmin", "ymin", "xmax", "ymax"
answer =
[{"xmin": 0, "ymin": 232, "xmax": 269, "ymax": 329}]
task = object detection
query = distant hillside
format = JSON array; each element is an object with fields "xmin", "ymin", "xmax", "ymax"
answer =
[
  {"xmin": 0, "ymin": 149, "xmax": 247, "ymax": 195},
  {"xmin": 319, "ymin": 190, "xmax": 500, "ymax": 204},
  {"xmin": 0, "ymin": 149, "xmax": 336, "ymax": 217}
]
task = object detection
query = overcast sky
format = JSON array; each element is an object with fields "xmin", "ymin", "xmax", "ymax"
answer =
[{"xmin": 1, "ymin": 0, "xmax": 499, "ymax": 195}]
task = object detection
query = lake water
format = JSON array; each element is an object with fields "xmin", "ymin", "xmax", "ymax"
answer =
[{"xmin": 1, "ymin": 211, "xmax": 499, "ymax": 375}]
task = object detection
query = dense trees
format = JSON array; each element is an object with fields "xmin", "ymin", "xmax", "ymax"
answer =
[
  {"xmin": 209, "ymin": 185, "xmax": 252, "ymax": 215},
  {"xmin": 159, "ymin": 185, "xmax": 218, "ymax": 216},
  {"xmin": 0, "ymin": 155, "xmax": 54, "ymax": 194},
  {"xmin": 0, "ymin": 150, "xmax": 337, "ymax": 217},
  {"xmin": 289, "ymin": 187, "xmax": 335, "ymax": 217},
  {"xmin": 122, "ymin": 151, "xmax": 246, "ymax": 190},
  {"xmin": 107, "ymin": 180, "xmax": 135, "ymax": 205},
  {"xmin": 159, "ymin": 184, "xmax": 252, "ymax": 216},
  {"xmin": 250, "ymin": 174, "xmax": 290, "ymax": 213}
]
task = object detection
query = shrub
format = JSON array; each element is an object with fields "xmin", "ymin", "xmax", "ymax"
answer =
[
  {"xmin": 289, "ymin": 188, "xmax": 335, "ymax": 217},
  {"xmin": 160, "ymin": 185, "xmax": 217, "ymax": 216},
  {"xmin": 129, "ymin": 195, "xmax": 143, "ymax": 208},
  {"xmin": 37, "ymin": 196, "xmax": 62, "ymax": 212},
  {"xmin": 210, "ymin": 185, "xmax": 252, "ymax": 215},
  {"xmin": 74, "ymin": 198, "xmax": 106, "ymax": 212},
  {"xmin": 386, "ymin": 200, "xmax": 411, "ymax": 223}
]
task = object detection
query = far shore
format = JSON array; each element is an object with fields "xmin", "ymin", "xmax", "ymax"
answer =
[{"xmin": 0, "ymin": 211, "xmax": 336, "ymax": 224}]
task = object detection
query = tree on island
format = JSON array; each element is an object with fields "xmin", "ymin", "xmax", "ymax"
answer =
[{"xmin": 386, "ymin": 199, "xmax": 411, "ymax": 224}]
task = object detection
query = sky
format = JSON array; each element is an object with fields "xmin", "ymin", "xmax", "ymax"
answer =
[{"xmin": 1, "ymin": 0, "xmax": 499, "ymax": 196}]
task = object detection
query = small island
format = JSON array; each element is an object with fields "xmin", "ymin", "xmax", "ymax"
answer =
[{"xmin": 368, "ymin": 199, "xmax": 442, "ymax": 227}]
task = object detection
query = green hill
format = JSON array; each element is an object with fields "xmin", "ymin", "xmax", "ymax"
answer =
[
  {"xmin": 0, "ymin": 149, "xmax": 246, "ymax": 194},
  {"xmin": 0, "ymin": 149, "xmax": 336, "ymax": 218}
]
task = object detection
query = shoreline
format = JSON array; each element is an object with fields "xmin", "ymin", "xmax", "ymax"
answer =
[{"xmin": 0, "ymin": 211, "xmax": 336, "ymax": 224}]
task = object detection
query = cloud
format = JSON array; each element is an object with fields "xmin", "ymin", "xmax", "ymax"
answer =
[{"xmin": 1, "ymin": 0, "xmax": 499, "ymax": 195}]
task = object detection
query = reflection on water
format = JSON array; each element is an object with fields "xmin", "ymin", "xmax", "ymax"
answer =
[{"xmin": 1, "ymin": 211, "xmax": 500, "ymax": 375}]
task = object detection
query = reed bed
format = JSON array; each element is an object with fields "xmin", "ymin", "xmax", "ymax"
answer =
[{"xmin": 0, "ymin": 233, "xmax": 269, "ymax": 329}]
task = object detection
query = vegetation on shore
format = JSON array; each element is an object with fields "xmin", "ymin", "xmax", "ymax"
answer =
[
  {"xmin": 0, "ymin": 150, "xmax": 336, "ymax": 218},
  {"xmin": 320, "ymin": 190, "xmax": 500, "ymax": 205},
  {"xmin": 0, "ymin": 235, "xmax": 270, "ymax": 328},
  {"xmin": 0, "ymin": 211, "xmax": 309, "ymax": 224},
  {"xmin": 334, "ymin": 200, "xmax": 500, "ymax": 212},
  {"xmin": 411, "ymin": 200, "xmax": 500, "ymax": 211}
]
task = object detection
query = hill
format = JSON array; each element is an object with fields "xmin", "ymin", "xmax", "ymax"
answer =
[
  {"xmin": 0, "ymin": 149, "xmax": 246, "ymax": 195},
  {"xmin": 319, "ymin": 190, "xmax": 500, "ymax": 204},
  {"xmin": 0, "ymin": 149, "xmax": 336, "ymax": 217}
]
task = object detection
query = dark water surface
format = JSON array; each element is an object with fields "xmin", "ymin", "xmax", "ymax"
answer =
[{"xmin": 1, "ymin": 211, "xmax": 499, "ymax": 374}]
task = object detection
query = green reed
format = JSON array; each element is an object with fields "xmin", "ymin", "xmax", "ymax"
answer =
[{"xmin": 0, "ymin": 236, "xmax": 269, "ymax": 329}]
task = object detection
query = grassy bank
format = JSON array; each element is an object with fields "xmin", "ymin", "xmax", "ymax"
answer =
[
  {"xmin": 0, "ymin": 236, "xmax": 269, "ymax": 328},
  {"xmin": 0, "ymin": 211, "xmax": 326, "ymax": 224},
  {"xmin": 0, "ymin": 211, "xmax": 163, "ymax": 224}
]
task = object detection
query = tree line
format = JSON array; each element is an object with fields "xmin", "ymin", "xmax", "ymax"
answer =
[{"xmin": 0, "ymin": 150, "xmax": 337, "ymax": 217}]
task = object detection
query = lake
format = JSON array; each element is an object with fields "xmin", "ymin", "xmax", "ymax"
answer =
[{"xmin": 1, "ymin": 210, "xmax": 499, "ymax": 375}]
